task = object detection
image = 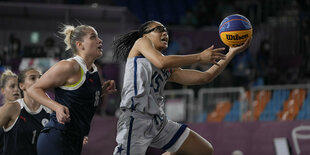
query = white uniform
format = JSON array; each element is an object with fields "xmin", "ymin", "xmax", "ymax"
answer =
[{"xmin": 114, "ymin": 56, "xmax": 190, "ymax": 155}]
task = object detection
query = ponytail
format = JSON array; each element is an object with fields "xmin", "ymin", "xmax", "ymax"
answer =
[
  {"xmin": 59, "ymin": 24, "xmax": 93, "ymax": 55},
  {"xmin": 112, "ymin": 20, "xmax": 156, "ymax": 62}
]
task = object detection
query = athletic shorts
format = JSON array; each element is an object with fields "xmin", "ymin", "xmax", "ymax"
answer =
[
  {"xmin": 37, "ymin": 127, "xmax": 84, "ymax": 155},
  {"xmin": 113, "ymin": 110, "xmax": 190, "ymax": 155}
]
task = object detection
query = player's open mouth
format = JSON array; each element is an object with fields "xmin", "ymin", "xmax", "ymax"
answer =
[
  {"xmin": 98, "ymin": 45, "xmax": 103, "ymax": 51},
  {"xmin": 161, "ymin": 37, "xmax": 168, "ymax": 44},
  {"xmin": 13, "ymin": 93, "xmax": 19, "ymax": 97}
]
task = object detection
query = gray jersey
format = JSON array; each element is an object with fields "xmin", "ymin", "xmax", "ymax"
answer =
[
  {"xmin": 115, "ymin": 56, "xmax": 190, "ymax": 155},
  {"xmin": 120, "ymin": 56, "xmax": 172, "ymax": 115}
]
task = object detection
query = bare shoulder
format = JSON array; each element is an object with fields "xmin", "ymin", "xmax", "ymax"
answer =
[
  {"xmin": 0, "ymin": 101, "xmax": 21, "ymax": 116},
  {"xmin": 135, "ymin": 37, "xmax": 152, "ymax": 46},
  {"xmin": 0, "ymin": 101, "xmax": 21, "ymax": 128},
  {"xmin": 133, "ymin": 37, "xmax": 154, "ymax": 53},
  {"xmin": 51, "ymin": 59, "xmax": 80, "ymax": 74}
]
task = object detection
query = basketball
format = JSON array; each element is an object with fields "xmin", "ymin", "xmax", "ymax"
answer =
[{"xmin": 219, "ymin": 14, "xmax": 252, "ymax": 47}]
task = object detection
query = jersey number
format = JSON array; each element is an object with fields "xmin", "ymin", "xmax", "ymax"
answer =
[
  {"xmin": 32, "ymin": 130, "xmax": 37, "ymax": 144},
  {"xmin": 151, "ymin": 71, "xmax": 163, "ymax": 92},
  {"xmin": 151, "ymin": 70, "xmax": 170, "ymax": 92},
  {"xmin": 94, "ymin": 91, "xmax": 100, "ymax": 106}
]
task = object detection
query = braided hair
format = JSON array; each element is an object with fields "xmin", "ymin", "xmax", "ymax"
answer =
[{"xmin": 112, "ymin": 20, "xmax": 156, "ymax": 62}]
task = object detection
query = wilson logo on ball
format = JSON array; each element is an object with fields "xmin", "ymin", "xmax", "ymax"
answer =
[{"xmin": 226, "ymin": 34, "xmax": 249, "ymax": 40}]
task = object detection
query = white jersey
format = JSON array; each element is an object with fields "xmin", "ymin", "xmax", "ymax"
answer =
[{"xmin": 120, "ymin": 56, "xmax": 172, "ymax": 115}]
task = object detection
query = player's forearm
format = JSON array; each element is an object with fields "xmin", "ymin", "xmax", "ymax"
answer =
[
  {"xmin": 28, "ymin": 87, "xmax": 60, "ymax": 112},
  {"xmin": 205, "ymin": 50, "xmax": 236, "ymax": 82},
  {"xmin": 159, "ymin": 54, "xmax": 201, "ymax": 69}
]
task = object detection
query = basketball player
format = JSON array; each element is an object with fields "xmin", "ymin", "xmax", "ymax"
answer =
[
  {"xmin": 0, "ymin": 69, "xmax": 21, "ymax": 155},
  {"xmin": 28, "ymin": 24, "xmax": 117, "ymax": 155},
  {"xmin": 112, "ymin": 20, "xmax": 251, "ymax": 155},
  {"xmin": 0, "ymin": 68, "xmax": 51, "ymax": 155},
  {"xmin": 0, "ymin": 69, "xmax": 21, "ymax": 104}
]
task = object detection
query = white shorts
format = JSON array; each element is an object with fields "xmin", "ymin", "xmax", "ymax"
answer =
[{"xmin": 113, "ymin": 110, "xmax": 190, "ymax": 155}]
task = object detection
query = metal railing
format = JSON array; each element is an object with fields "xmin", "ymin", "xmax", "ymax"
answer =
[{"xmin": 163, "ymin": 84, "xmax": 310, "ymax": 123}]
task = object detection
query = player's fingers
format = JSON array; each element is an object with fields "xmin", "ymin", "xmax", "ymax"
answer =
[
  {"xmin": 102, "ymin": 80, "xmax": 110, "ymax": 89},
  {"xmin": 83, "ymin": 136, "xmax": 89, "ymax": 145},
  {"xmin": 107, "ymin": 81, "xmax": 114, "ymax": 89},
  {"xmin": 212, "ymin": 52, "xmax": 226, "ymax": 58},
  {"xmin": 207, "ymin": 45, "xmax": 214, "ymax": 50},
  {"xmin": 64, "ymin": 107, "xmax": 70, "ymax": 116},
  {"xmin": 57, "ymin": 114, "xmax": 65, "ymax": 124},
  {"xmin": 59, "ymin": 107, "xmax": 70, "ymax": 123},
  {"xmin": 211, "ymin": 47, "xmax": 225, "ymax": 52},
  {"xmin": 212, "ymin": 60, "xmax": 219, "ymax": 66},
  {"xmin": 111, "ymin": 80, "xmax": 116, "ymax": 89},
  {"xmin": 243, "ymin": 37, "xmax": 252, "ymax": 47}
]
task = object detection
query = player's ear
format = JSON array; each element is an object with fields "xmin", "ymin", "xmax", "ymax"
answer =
[
  {"xmin": 19, "ymin": 83, "xmax": 25, "ymax": 91},
  {"xmin": 0, "ymin": 88, "xmax": 4, "ymax": 94},
  {"xmin": 76, "ymin": 41, "xmax": 84, "ymax": 50}
]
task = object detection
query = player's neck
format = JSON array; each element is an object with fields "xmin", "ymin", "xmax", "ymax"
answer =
[
  {"xmin": 23, "ymin": 95, "xmax": 40, "ymax": 112},
  {"xmin": 77, "ymin": 55, "xmax": 94, "ymax": 71}
]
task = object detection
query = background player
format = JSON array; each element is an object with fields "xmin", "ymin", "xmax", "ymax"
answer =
[
  {"xmin": 0, "ymin": 69, "xmax": 21, "ymax": 155},
  {"xmin": 0, "ymin": 70, "xmax": 21, "ymax": 103},
  {"xmin": 0, "ymin": 68, "xmax": 51, "ymax": 155}
]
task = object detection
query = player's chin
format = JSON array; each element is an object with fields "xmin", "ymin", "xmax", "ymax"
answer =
[
  {"xmin": 94, "ymin": 51, "xmax": 103, "ymax": 58},
  {"xmin": 97, "ymin": 52, "xmax": 103, "ymax": 58},
  {"xmin": 159, "ymin": 44, "xmax": 168, "ymax": 51},
  {"xmin": 97, "ymin": 49, "xmax": 103, "ymax": 54}
]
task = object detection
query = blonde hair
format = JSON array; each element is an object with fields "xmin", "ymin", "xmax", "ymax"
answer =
[
  {"xmin": 0, "ymin": 69, "xmax": 18, "ymax": 88},
  {"xmin": 60, "ymin": 24, "xmax": 93, "ymax": 54}
]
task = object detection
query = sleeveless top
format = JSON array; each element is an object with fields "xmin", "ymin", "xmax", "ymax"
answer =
[
  {"xmin": 3, "ymin": 99, "xmax": 51, "ymax": 155},
  {"xmin": 45, "ymin": 56, "xmax": 102, "ymax": 137},
  {"xmin": 120, "ymin": 56, "xmax": 172, "ymax": 116}
]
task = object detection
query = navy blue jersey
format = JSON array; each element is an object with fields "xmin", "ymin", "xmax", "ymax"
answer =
[
  {"xmin": 0, "ymin": 103, "xmax": 3, "ymax": 155},
  {"xmin": 3, "ymin": 99, "xmax": 51, "ymax": 155},
  {"xmin": 45, "ymin": 56, "xmax": 102, "ymax": 139},
  {"xmin": 0, "ymin": 128, "xmax": 3, "ymax": 155}
]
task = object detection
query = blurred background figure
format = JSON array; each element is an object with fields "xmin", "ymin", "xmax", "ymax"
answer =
[
  {"xmin": 0, "ymin": 68, "xmax": 51, "ymax": 155},
  {"xmin": 44, "ymin": 37, "xmax": 60, "ymax": 59},
  {"xmin": 0, "ymin": 69, "xmax": 21, "ymax": 155}
]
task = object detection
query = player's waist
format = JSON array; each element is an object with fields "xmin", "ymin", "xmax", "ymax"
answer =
[
  {"xmin": 46, "ymin": 116, "xmax": 90, "ymax": 136},
  {"xmin": 121, "ymin": 108, "xmax": 166, "ymax": 121}
]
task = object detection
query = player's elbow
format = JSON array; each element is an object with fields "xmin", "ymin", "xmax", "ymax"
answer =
[
  {"xmin": 154, "ymin": 59, "xmax": 168, "ymax": 69},
  {"xmin": 28, "ymin": 85, "xmax": 40, "ymax": 99},
  {"xmin": 155, "ymin": 63, "xmax": 165, "ymax": 69}
]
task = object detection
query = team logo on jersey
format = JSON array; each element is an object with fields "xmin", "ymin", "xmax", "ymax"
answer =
[
  {"xmin": 20, "ymin": 116, "xmax": 27, "ymax": 122},
  {"xmin": 41, "ymin": 118, "xmax": 49, "ymax": 126}
]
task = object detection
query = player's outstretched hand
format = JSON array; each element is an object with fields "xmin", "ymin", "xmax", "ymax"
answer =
[
  {"xmin": 199, "ymin": 45, "xmax": 226, "ymax": 66},
  {"xmin": 102, "ymin": 80, "xmax": 117, "ymax": 96},
  {"xmin": 55, "ymin": 105, "xmax": 70, "ymax": 124},
  {"xmin": 229, "ymin": 37, "xmax": 252, "ymax": 55}
]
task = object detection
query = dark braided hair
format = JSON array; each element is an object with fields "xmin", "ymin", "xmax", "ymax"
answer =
[{"xmin": 112, "ymin": 20, "xmax": 156, "ymax": 62}]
